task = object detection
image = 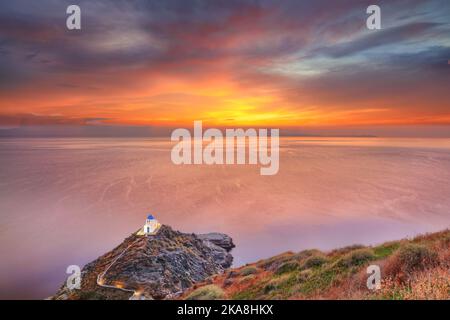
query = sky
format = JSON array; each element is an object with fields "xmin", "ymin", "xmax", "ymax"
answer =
[{"xmin": 0, "ymin": 0, "xmax": 449, "ymax": 136}]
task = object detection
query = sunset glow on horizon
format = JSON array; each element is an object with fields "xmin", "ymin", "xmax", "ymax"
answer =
[{"xmin": 0, "ymin": 1, "xmax": 449, "ymax": 134}]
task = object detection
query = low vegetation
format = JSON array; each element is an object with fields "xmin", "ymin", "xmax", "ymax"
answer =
[
  {"xmin": 181, "ymin": 229, "xmax": 450, "ymax": 300},
  {"xmin": 239, "ymin": 266, "xmax": 258, "ymax": 276},
  {"xmin": 384, "ymin": 244, "xmax": 439, "ymax": 282},
  {"xmin": 186, "ymin": 285, "xmax": 225, "ymax": 300},
  {"xmin": 336, "ymin": 248, "xmax": 375, "ymax": 268}
]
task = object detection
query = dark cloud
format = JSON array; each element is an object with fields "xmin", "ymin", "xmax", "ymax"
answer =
[
  {"xmin": 317, "ymin": 22, "xmax": 444, "ymax": 58},
  {"xmin": 1, "ymin": 0, "xmax": 445, "ymax": 77},
  {"xmin": 0, "ymin": 0, "xmax": 448, "ymax": 130},
  {"xmin": 0, "ymin": 113, "xmax": 112, "ymax": 126}
]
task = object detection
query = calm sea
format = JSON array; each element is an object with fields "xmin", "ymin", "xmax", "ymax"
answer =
[{"xmin": 1, "ymin": 137, "xmax": 450, "ymax": 299}]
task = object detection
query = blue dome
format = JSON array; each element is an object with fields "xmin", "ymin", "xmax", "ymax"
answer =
[{"xmin": 147, "ymin": 214, "xmax": 154, "ymax": 220}]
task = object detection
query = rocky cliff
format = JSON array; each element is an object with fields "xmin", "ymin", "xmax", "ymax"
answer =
[{"xmin": 52, "ymin": 225, "xmax": 234, "ymax": 300}]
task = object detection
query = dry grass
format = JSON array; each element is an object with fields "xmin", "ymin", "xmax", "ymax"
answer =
[
  {"xmin": 384, "ymin": 244, "xmax": 439, "ymax": 282},
  {"xmin": 380, "ymin": 267, "xmax": 450, "ymax": 300},
  {"xmin": 180, "ymin": 229, "xmax": 450, "ymax": 300},
  {"xmin": 186, "ymin": 285, "xmax": 225, "ymax": 300},
  {"xmin": 239, "ymin": 266, "xmax": 258, "ymax": 276},
  {"xmin": 402, "ymin": 267, "xmax": 450, "ymax": 300}
]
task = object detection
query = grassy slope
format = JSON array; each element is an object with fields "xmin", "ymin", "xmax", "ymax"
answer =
[{"xmin": 182, "ymin": 229, "xmax": 450, "ymax": 300}]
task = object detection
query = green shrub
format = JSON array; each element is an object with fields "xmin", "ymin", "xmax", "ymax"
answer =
[
  {"xmin": 275, "ymin": 261, "xmax": 300, "ymax": 275},
  {"xmin": 257, "ymin": 252, "xmax": 294, "ymax": 271},
  {"xmin": 239, "ymin": 266, "xmax": 258, "ymax": 276},
  {"xmin": 398, "ymin": 244, "xmax": 438, "ymax": 271},
  {"xmin": 338, "ymin": 249, "xmax": 375, "ymax": 268},
  {"xmin": 292, "ymin": 249, "xmax": 323, "ymax": 261},
  {"xmin": 302, "ymin": 255, "xmax": 328, "ymax": 269},
  {"xmin": 373, "ymin": 242, "xmax": 401, "ymax": 259},
  {"xmin": 263, "ymin": 283, "xmax": 276, "ymax": 294},
  {"xmin": 186, "ymin": 285, "xmax": 225, "ymax": 300},
  {"xmin": 296, "ymin": 269, "xmax": 312, "ymax": 282},
  {"xmin": 386, "ymin": 244, "xmax": 439, "ymax": 278},
  {"xmin": 297, "ymin": 268, "xmax": 336, "ymax": 294}
]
